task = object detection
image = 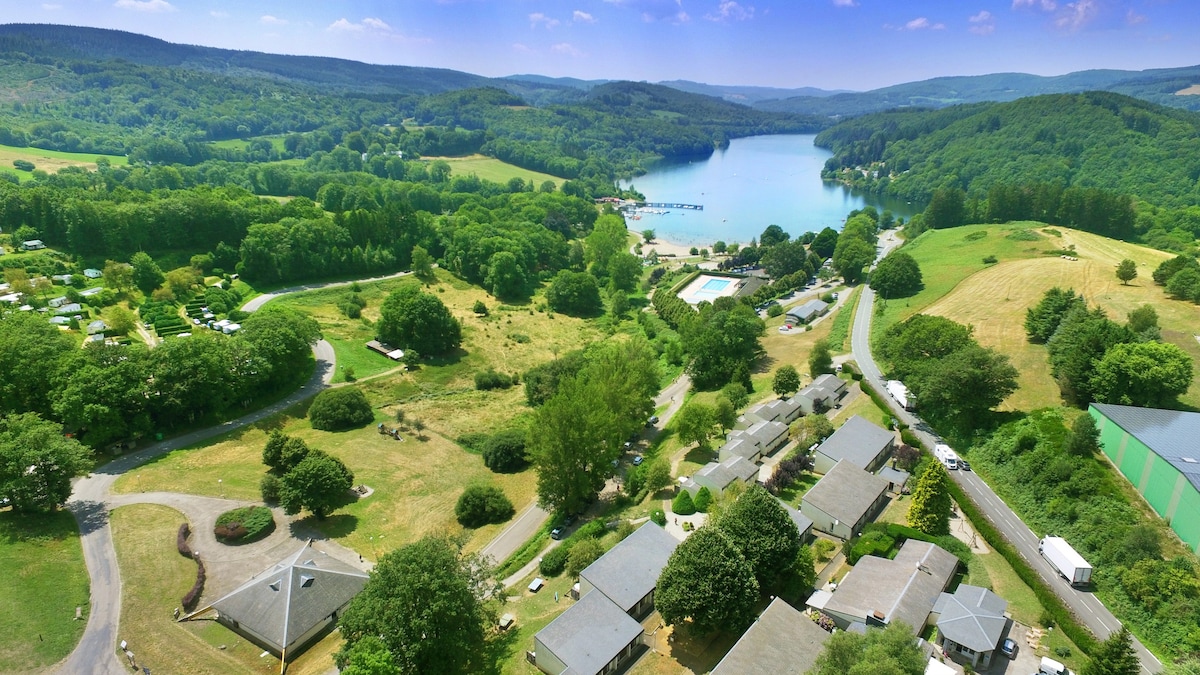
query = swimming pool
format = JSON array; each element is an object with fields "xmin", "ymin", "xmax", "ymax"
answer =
[{"xmin": 701, "ymin": 278, "xmax": 732, "ymax": 292}]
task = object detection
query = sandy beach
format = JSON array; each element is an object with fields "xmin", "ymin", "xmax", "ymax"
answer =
[{"xmin": 628, "ymin": 228, "xmax": 748, "ymax": 259}]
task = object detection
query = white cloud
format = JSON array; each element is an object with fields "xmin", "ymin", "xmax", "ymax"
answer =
[
  {"xmin": 210, "ymin": 10, "xmax": 228, "ymax": 18},
  {"xmin": 551, "ymin": 42, "xmax": 585, "ymax": 57},
  {"xmin": 1012, "ymin": 0, "xmax": 1057, "ymax": 9},
  {"xmin": 512, "ymin": 43, "xmax": 534, "ymax": 53},
  {"xmin": 328, "ymin": 17, "xmax": 393, "ymax": 32},
  {"xmin": 1054, "ymin": 0, "xmax": 1098, "ymax": 30},
  {"xmin": 968, "ymin": 9, "xmax": 995, "ymax": 34},
  {"xmin": 529, "ymin": 12, "xmax": 561, "ymax": 29},
  {"xmin": 705, "ymin": 1, "xmax": 754, "ymax": 22},
  {"xmin": 833, "ymin": 0, "xmax": 858, "ymax": 6},
  {"xmin": 260, "ymin": 15, "xmax": 287, "ymax": 25},
  {"xmin": 1126, "ymin": 8, "xmax": 1147, "ymax": 25},
  {"xmin": 969, "ymin": 10, "xmax": 992, "ymax": 22},
  {"xmin": 901, "ymin": 17, "xmax": 944, "ymax": 30},
  {"xmin": 113, "ymin": 0, "xmax": 175, "ymax": 12},
  {"xmin": 573, "ymin": 10, "xmax": 596, "ymax": 23},
  {"xmin": 42, "ymin": 3, "xmax": 62, "ymax": 10}
]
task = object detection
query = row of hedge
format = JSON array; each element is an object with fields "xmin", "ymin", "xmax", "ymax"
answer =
[
  {"xmin": 177, "ymin": 523, "xmax": 207, "ymax": 612},
  {"xmin": 539, "ymin": 520, "xmax": 608, "ymax": 577}
]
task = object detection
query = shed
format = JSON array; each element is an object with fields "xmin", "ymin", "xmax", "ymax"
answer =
[
  {"xmin": 711, "ymin": 597, "xmax": 830, "ymax": 675},
  {"xmin": 800, "ymin": 460, "xmax": 889, "ymax": 539},
  {"xmin": 785, "ymin": 298, "xmax": 829, "ymax": 325},
  {"xmin": 186, "ymin": 542, "xmax": 368, "ymax": 667},
  {"xmin": 879, "ymin": 466, "xmax": 911, "ymax": 494},
  {"xmin": 86, "ymin": 319, "xmax": 108, "ymax": 335},
  {"xmin": 529, "ymin": 578, "xmax": 545, "ymax": 593},
  {"xmin": 55, "ymin": 303, "xmax": 83, "ymax": 315},
  {"xmin": 84, "ymin": 268, "xmax": 103, "ymax": 279},
  {"xmin": 813, "ymin": 415, "xmax": 895, "ymax": 475}
]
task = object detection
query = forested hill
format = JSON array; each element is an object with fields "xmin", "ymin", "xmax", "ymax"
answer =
[
  {"xmin": 756, "ymin": 65, "xmax": 1200, "ymax": 117},
  {"xmin": 816, "ymin": 91, "xmax": 1200, "ymax": 209}
]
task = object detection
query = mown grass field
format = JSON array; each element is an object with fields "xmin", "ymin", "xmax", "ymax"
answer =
[
  {"xmin": 208, "ymin": 136, "xmax": 287, "ymax": 152},
  {"xmin": 0, "ymin": 510, "xmax": 90, "ymax": 672},
  {"xmin": 109, "ymin": 504, "xmax": 338, "ymax": 675},
  {"xmin": 0, "ymin": 143, "xmax": 127, "ymax": 182},
  {"xmin": 868, "ymin": 223, "xmax": 1198, "ymax": 411},
  {"xmin": 429, "ymin": 154, "xmax": 565, "ymax": 188}
]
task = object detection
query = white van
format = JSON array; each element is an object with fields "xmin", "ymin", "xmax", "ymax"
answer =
[{"xmin": 1039, "ymin": 656, "xmax": 1069, "ymax": 675}]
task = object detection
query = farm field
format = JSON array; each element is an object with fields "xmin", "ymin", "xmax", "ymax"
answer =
[
  {"xmin": 109, "ymin": 504, "xmax": 338, "ymax": 675},
  {"xmin": 0, "ymin": 143, "xmax": 127, "ymax": 182},
  {"xmin": 869, "ymin": 223, "xmax": 1198, "ymax": 411},
  {"xmin": 0, "ymin": 511, "xmax": 89, "ymax": 672},
  {"xmin": 430, "ymin": 154, "xmax": 565, "ymax": 188}
]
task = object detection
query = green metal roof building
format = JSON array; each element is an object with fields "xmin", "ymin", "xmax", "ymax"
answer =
[{"xmin": 1089, "ymin": 403, "xmax": 1200, "ymax": 552}]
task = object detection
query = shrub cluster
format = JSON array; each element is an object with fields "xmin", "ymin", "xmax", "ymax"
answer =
[
  {"xmin": 672, "ymin": 490, "xmax": 696, "ymax": 516},
  {"xmin": 847, "ymin": 529, "xmax": 895, "ymax": 565},
  {"xmin": 177, "ymin": 522, "xmax": 206, "ymax": 611},
  {"xmin": 454, "ymin": 485, "xmax": 515, "ymax": 528},
  {"xmin": 214, "ymin": 506, "xmax": 275, "ymax": 543},
  {"xmin": 474, "ymin": 369, "xmax": 518, "ymax": 391},
  {"xmin": 308, "ymin": 387, "xmax": 375, "ymax": 431},
  {"xmin": 481, "ymin": 429, "xmax": 528, "ymax": 473},
  {"xmin": 764, "ymin": 455, "xmax": 813, "ymax": 494},
  {"xmin": 177, "ymin": 523, "xmax": 193, "ymax": 558},
  {"xmin": 538, "ymin": 520, "xmax": 610, "ymax": 577}
]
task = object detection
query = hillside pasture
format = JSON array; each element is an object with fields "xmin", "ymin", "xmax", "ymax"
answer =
[
  {"xmin": 919, "ymin": 227, "xmax": 1196, "ymax": 410},
  {"xmin": 430, "ymin": 154, "xmax": 565, "ymax": 187},
  {"xmin": 0, "ymin": 143, "xmax": 127, "ymax": 182}
]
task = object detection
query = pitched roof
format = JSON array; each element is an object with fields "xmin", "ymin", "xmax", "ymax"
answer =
[
  {"xmin": 823, "ymin": 540, "xmax": 959, "ymax": 633},
  {"xmin": 816, "ymin": 415, "xmax": 894, "ymax": 470},
  {"xmin": 722, "ymin": 456, "xmax": 759, "ymax": 482},
  {"xmin": 1092, "ymin": 403, "xmax": 1200, "ymax": 491},
  {"xmin": 719, "ymin": 435, "xmax": 759, "ymax": 461},
  {"xmin": 786, "ymin": 298, "xmax": 829, "ymax": 322},
  {"xmin": 812, "ymin": 373, "xmax": 846, "ymax": 394},
  {"xmin": 711, "ymin": 598, "xmax": 829, "ymax": 675},
  {"xmin": 933, "ymin": 585, "xmax": 1008, "ymax": 652},
  {"xmin": 208, "ymin": 543, "xmax": 368, "ymax": 655},
  {"xmin": 535, "ymin": 587, "xmax": 643, "ymax": 674},
  {"xmin": 776, "ymin": 499, "xmax": 813, "ymax": 537},
  {"xmin": 579, "ymin": 522, "xmax": 678, "ymax": 613},
  {"xmin": 802, "ymin": 460, "xmax": 889, "ymax": 527}
]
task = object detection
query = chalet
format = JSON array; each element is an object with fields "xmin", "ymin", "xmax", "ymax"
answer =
[
  {"xmin": 711, "ymin": 598, "xmax": 830, "ymax": 675},
  {"xmin": 820, "ymin": 540, "xmax": 959, "ymax": 634},
  {"xmin": 795, "ymin": 374, "xmax": 847, "ymax": 414},
  {"xmin": 930, "ymin": 585, "xmax": 1010, "ymax": 670},
  {"xmin": 681, "ymin": 456, "xmax": 759, "ymax": 497},
  {"xmin": 800, "ymin": 460, "xmax": 889, "ymax": 539},
  {"xmin": 79, "ymin": 287, "xmax": 104, "ymax": 298},
  {"xmin": 86, "ymin": 320, "xmax": 108, "ymax": 335},
  {"xmin": 719, "ymin": 419, "xmax": 788, "ymax": 463},
  {"xmin": 48, "ymin": 296, "xmax": 69, "ymax": 308},
  {"xmin": 812, "ymin": 415, "xmax": 895, "ymax": 474},
  {"xmin": 84, "ymin": 268, "xmax": 103, "ymax": 279}
]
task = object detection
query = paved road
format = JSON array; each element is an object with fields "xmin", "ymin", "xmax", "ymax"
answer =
[{"xmin": 848, "ymin": 240, "xmax": 1162, "ymax": 675}]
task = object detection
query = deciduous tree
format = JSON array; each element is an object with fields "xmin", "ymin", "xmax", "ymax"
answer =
[
  {"xmin": 714, "ymin": 485, "xmax": 801, "ymax": 592},
  {"xmin": 655, "ymin": 526, "xmax": 759, "ymax": 635},
  {"xmin": 454, "ymin": 485, "xmax": 514, "ymax": 528},
  {"xmin": 773, "ymin": 365, "xmax": 801, "ymax": 398},
  {"xmin": 1091, "ymin": 341, "xmax": 1193, "ymax": 408},
  {"xmin": 675, "ymin": 402, "xmax": 717, "ymax": 448},
  {"xmin": 130, "ymin": 251, "xmax": 165, "ymax": 295},
  {"xmin": 1116, "ymin": 258, "xmax": 1138, "ymax": 285},
  {"xmin": 811, "ymin": 621, "xmax": 926, "ymax": 675},
  {"xmin": 0, "ymin": 412, "xmax": 93, "ymax": 513},
  {"xmin": 308, "ymin": 387, "xmax": 375, "ymax": 431},
  {"xmin": 279, "ymin": 450, "xmax": 354, "ymax": 519},
  {"xmin": 869, "ymin": 251, "xmax": 923, "ymax": 299},
  {"xmin": 808, "ymin": 339, "xmax": 834, "ymax": 377},
  {"xmin": 907, "ymin": 461, "xmax": 952, "ymax": 536},
  {"xmin": 545, "ymin": 270, "xmax": 602, "ymax": 317},
  {"xmin": 377, "ymin": 285, "xmax": 462, "ymax": 356},
  {"xmin": 336, "ymin": 536, "xmax": 501, "ymax": 675}
]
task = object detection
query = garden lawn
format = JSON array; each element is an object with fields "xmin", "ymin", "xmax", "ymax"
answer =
[
  {"xmin": 113, "ymin": 408, "xmax": 537, "ymax": 559},
  {"xmin": 0, "ymin": 510, "xmax": 89, "ymax": 671},
  {"xmin": 433, "ymin": 154, "xmax": 565, "ymax": 188},
  {"xmin": 109, "ymin": 504, "xmax": 337, "ymax": 675}
]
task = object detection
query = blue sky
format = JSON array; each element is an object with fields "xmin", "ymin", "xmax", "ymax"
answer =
[{"xmin": 9, "ymin": 1, "xmax": 1198, "ymax": 90}]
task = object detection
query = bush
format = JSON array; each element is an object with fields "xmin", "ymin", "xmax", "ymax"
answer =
[
  {"xmin": 177, "ymin": 523, "xmax": 194, "ymax": 559},
  {"xmin": 813, "ymin": 538, "xmax": 837, "ymax": 562},
  {"xmin": 456, "ymin": 432, "xmax": 490, "ymax": 453},
  {"xmin": 693, "ymin": 487, "xmax": 712, "ymax": 513},
  {"xmin": 474, "ymin": 369, "xmax": 516, "ymax": 391},
  {"xmin": 566, "ymin": 539, "xmax": 605, "ymax": 578},
  {"xmin": 308, "ymin": 387, "xmax": 374, "ymax": 431},
  {"xmin": 181, "ymin": 557, "xmax": 206, "ymax": 612},
  {"xmin": 672, "ymin": 490, "xmax": 696, "ymax": 516},
  {"xmin": 767, "ymin": 304, "xmax": 784, "ymax": 318},
  {"xmin": 454, "ymin": 485, "xmax": 515, "ymax": 528},
  {"xmin": 982, "ymin": 255, "xmax": 998, "ymax": 264},
  {"xmin": 539, "ymin": 545, "xmax": 570, "ymax": 576},
  {"xmin": 260, "ymin": 473, "xmax": 281, "ymax": 503},
  {"xmin": 12, "ymin": 159, "xmax": 35, "ymax": 172},
  {"xmin": 481, "ymin": 429, "xmax": 528, "ymax": 473},
  {"xmin": 848, "ymin": 530, "xmax": 895, "ymax": 564},
  {"xmin": 214, "ymin": 506, "xmax": 275, "ymax": 544},
  {"xmin": 651, "ymin": 509, "xmax": 667, "ymax": 526},
  {"xmin": 473, "ymin": 300, "xmax": 488, "ymax": 315}
]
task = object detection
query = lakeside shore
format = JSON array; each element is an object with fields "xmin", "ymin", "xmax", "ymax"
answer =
[{"xmin": 627, "ymin": 227, "xmax": 748, "ymax": 259}]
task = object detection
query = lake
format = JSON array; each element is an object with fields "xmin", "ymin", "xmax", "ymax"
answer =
[{"xmin": 619, "ymin": 134, "xmax": 918, "ymax": 247}]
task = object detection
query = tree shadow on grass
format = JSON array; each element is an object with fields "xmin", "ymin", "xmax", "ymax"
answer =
[
  {"xmin": 475, "ymin": 621, "xmax": 524, "ymax": 675},
  {"xmin": 290, "ymin": 513, "xmax": 359, "ymax": 541},
  {"xmin": 0, "ymin": 508, "xmax": 82, "ymax": 543},
  {"xmin": 683, "ymin": 444, "xmax": 716, "ymax": 467}
]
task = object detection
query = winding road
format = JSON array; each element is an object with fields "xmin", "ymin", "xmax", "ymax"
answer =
[{"xmin": 849, "ymin": 234, "xmax": 1162, "ymax": 674}]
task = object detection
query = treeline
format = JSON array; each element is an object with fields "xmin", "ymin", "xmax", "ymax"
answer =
[
  {"xmin": 1025, "ymin": 288, "xmax": 1192, "ymax": 408},
  {"xmin": 916, "ymin": 183, "xmax": 1137, "ymax": 242},
  {"xmin": 0, "ymin": 306, "xmax": 320, "ymax": 449},
  {"xmin": 970, "ymin": 410, "xmax": 1200, "ymax": 658}
]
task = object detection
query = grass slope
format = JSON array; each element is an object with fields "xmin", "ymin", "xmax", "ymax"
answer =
[
  {"xmin": 0, "ymin": 510, "xmax": 89, "ymax": 672},
  {"xmin": 431, "ymin": 154, "xmax": 565, "ymax": 187},
  {"xmin": 0, "ymin": 143, "xmax": 127, "ymax": 182}
]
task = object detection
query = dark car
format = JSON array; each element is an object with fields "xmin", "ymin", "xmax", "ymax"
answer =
[
  {"xmin": 959, "ymin": 459, "xmax": 972, "ymax": 471},
  {"xmin": 550, "ymin": 527, "xmax": 564, "ymax": 540},
  {"xmin": 1000, "ymin": 637, "xmax": 1017, "ymax": 659},
  {"xmin": 647, "ymin": 415, "xmax": 660, "ymax": 427}
]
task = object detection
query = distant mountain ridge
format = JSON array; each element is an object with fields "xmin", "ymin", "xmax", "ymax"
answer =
[{"xmin": 755, "ymin": 66, "xmax": 1200, "ymax": 116}]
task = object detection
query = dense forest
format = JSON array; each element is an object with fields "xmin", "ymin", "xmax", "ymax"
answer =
[{"xmin": 816, "ymin": 92, "xmax": 1200, "ymax": 251}]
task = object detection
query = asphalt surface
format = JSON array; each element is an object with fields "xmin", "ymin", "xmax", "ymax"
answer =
[{"xmin": 849, "ymin": 237, "xmax": 1162, "ymax": 675}]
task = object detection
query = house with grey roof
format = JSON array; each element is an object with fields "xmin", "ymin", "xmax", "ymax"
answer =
[
  {"xmin": 795, "ymin": 373, "xmax": 848, "ymax": 414},
  {"xmin": 48, "ymin": 296, "xmax": 69, "ymax": 308},
  {"xmin": 776, "ymin": 498, "xmax": 814, "ymax": 544},
  {"xmin": 754, "ymin": 396, "xmax": 804, "ymax": 425},
  {"xmin": 821, "ymin": 540, "xmax": 959, "ymax": 634},
  {"xmin": 533, "ymin": 523, "xmax": 678, "ymax": 675},
  {"xmin": 930, "ymin": 585, "xmax": 1010, "ymax": 669},
  {"xmin": 813, "ymin": 415, "xmax": 895, "ymax": 475},
  {"xmin": 711, "ymin": 597, "xmax": 830, "ymax": 675},
  {"xmin": 186, "ymin": 542, "xmax": 368, "ymax": 667},
  {"xmin": 533, "ymin": 590, "xmax": 644, "ymax": 675},
  {"xmin": 578, "ymin": 522, "xmax": 679, "ymax": 618},
  {"xmin": 719, "ymin": 419, "xmax": 788, "ymax": 463},
  {"xmin": 54, "ymin": 303, "xmax": 83, "ymax": 315},
  {"xmin": 785, "ymin": 298, "xmax": 829, "ymax": 325},
  {"xmin": 681, "ymin": 456, "xmax": 759, "ymax": 497},
  {"xmin": 86, "ymin": 319, "xmax": 107, "ymax": 335},
  {"xmin": 800, "ymin": 460, "xmax": 889, "ymax": 539},
  {"xmin": 79, "ymin": 286, "xmax": 104, "ymax": 297}
]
